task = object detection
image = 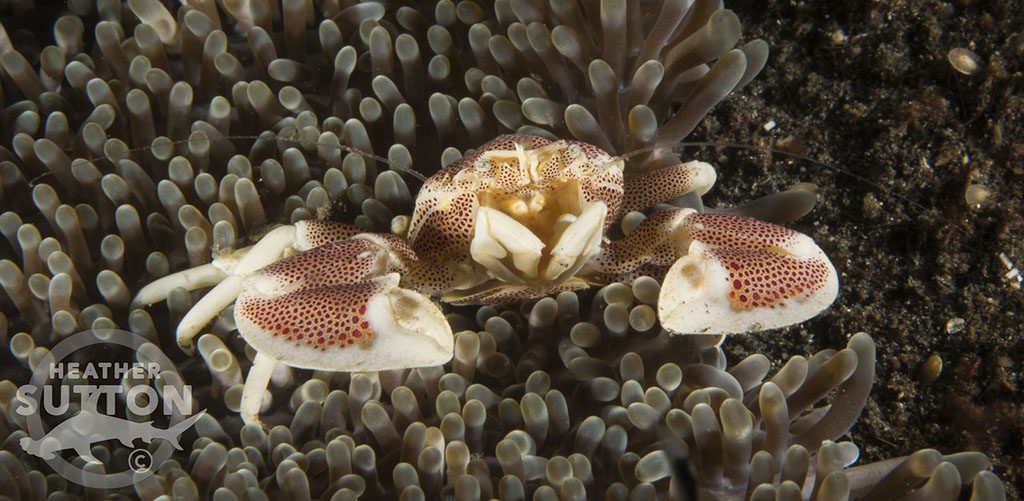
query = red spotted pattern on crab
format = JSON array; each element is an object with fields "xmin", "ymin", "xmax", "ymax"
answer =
[{"xmin": 132, "ymin": 134, "xmax": 839, "ymax": 426}]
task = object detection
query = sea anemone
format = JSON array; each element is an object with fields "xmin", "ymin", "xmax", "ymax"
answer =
[{"xmin": 0, "ymin": 0, "xmax": 1009, "ymax": 499}]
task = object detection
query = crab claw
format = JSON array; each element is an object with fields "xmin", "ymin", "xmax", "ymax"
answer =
[
  {"xmin": 658, "ymin": 212, "xmax": 838, "ymax": 334},
  {"xmin": 233, "ymin": 235, "xmax": 452, "ymax": 373},
  {"xmin": 235, "ymin": 273, "xmax": 452, "ymax": 426},
  {"xmin": 232, "ymin": 238, "xmax": 452, "ymax": 425},
  {"xmin": 236, "ymin": 273, "xmax": 452, "ymax": 372}
]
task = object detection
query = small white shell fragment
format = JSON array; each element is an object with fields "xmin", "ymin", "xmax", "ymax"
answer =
[
  {"xmin": 945, "ymin": 317, "xmax": 965, "ymax": 334},
  {"xmin": 947, "ymin": 47, "xmax": 982, "ymax": 75},
  {"xmin": 998, "ymin": 253, "xmax": 1022, "ymax": 289},
  {"xmin": 964, "ymin": 183, "xmax": 990, "ymax": 208}
]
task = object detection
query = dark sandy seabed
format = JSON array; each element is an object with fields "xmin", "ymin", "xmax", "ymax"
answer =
[
  {"xmin": 709, "ymin": 0, "xmax": 1023, "ymax": 496},
  {"xmin": 0, "ymin": 0, "xmax": 1022, "ymax": 498}
]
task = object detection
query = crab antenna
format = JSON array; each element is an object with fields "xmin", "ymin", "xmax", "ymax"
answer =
[
  {"xmin": 619, "ymin": 140, "xmax": 940, "ymax": 218},
  {"xmin": 617, "ymin": 141, "xmax": 723, "ymax": 163}
]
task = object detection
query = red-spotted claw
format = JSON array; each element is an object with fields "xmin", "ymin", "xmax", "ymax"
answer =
[{"xmin": 657, "ymin": 212, "xmax": 838, "ymax": 334}]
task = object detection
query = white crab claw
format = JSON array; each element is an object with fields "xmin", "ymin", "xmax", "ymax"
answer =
[
  {"xmin": 542, "ymin": 202, "xmax": 607, "ymax": 281},
  {"xmin": 658, "ymin": 213, "xmax": 839, "ymax": 334},
  {"xmin": 470, "ymin": 206, "xmax": 545, "ymax": 281},
  {"xmin": 372, "ymin": 284, "xmax": 456, "ymax": 366}
]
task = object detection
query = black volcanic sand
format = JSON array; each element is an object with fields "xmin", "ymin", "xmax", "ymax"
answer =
[{"xmin": 699, "ymin": 0, "xmax": 1023, "ymax": 496}]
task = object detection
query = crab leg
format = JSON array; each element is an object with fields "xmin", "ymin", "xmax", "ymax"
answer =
[
  {"xmin": 621, "ymin": 161, "xmax": 717, "ymax": 214},
  {"xmin": 657, "ymin": 212, "xmax": 838, "ymax": 334},
  {"xmin": 175, "ymin": 277, "xmax": 244, "ymax": 352},
  {"xmin": 175, "ymin": 224, "xmax": 298, "ymax": 352},
  {"xmin": 241, "ymin": 352, "xmax": 275, "ymax": 426},
  {"xmin": 133, "ymin": 221, "xmax": 362, "ymax": 305},
  {"xmin": 130, "ymin": 263, "xmax": 227, "ymax": 308}
]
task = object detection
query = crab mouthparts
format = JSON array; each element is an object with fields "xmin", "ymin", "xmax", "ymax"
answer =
[{"xmin": 469, "ymin": 188, "xmax": 607, "ymax": 286}]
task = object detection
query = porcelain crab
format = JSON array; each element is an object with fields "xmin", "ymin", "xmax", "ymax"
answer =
[{"xmin": 133, "ymin": 134, "xmax": 838, "ymax": 425}]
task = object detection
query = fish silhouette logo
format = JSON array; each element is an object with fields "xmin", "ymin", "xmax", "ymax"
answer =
[
  {"xmin": 16, "ymin": 329, "xmax": 206, "ymax": 489},
  {"xmin": 19, "ymin": 398, "xmax": 205, "ymax": 463}
]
